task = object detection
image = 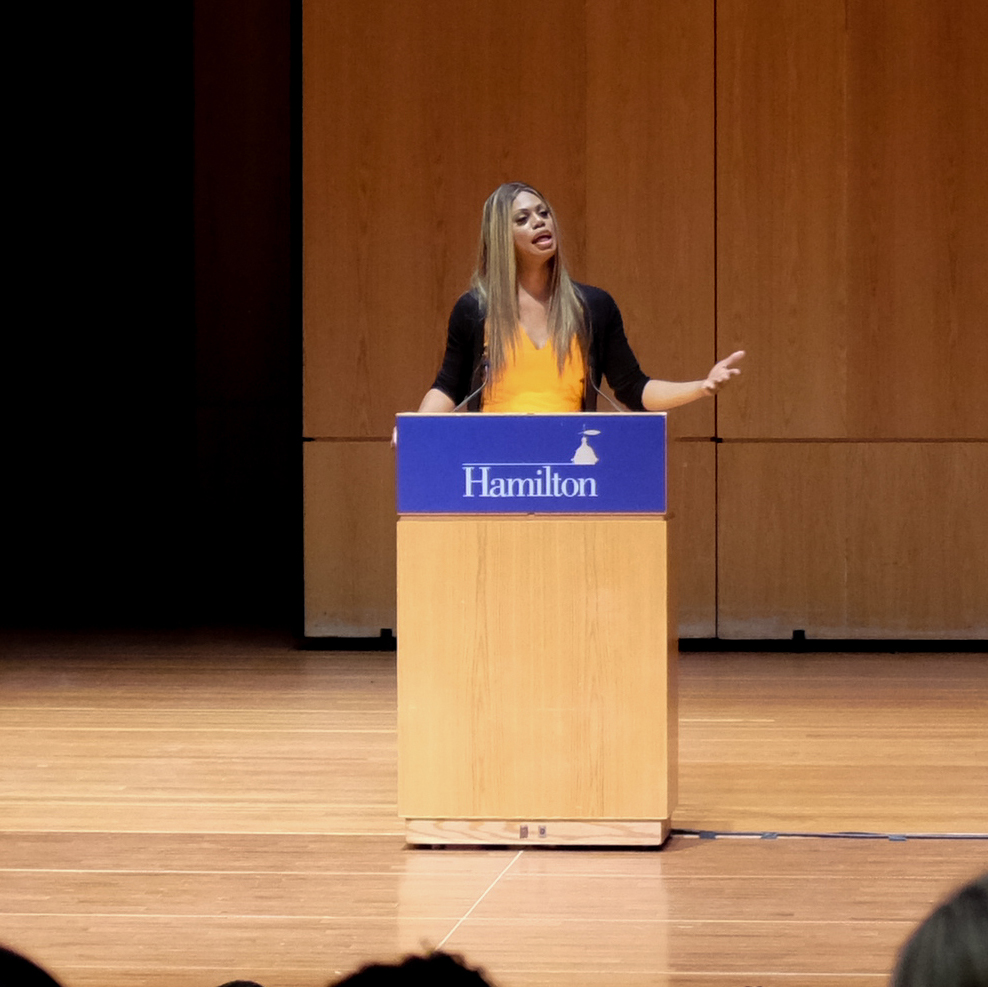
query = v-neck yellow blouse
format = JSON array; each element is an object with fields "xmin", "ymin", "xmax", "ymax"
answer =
[{"xmin": 483, "ymin": 332, "xmax": 586, "ymax": 413}]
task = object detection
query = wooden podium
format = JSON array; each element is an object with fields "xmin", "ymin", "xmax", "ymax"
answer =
[{"xmin": 395, "ymin": 413, "xmax": 676, "ymax": 847}]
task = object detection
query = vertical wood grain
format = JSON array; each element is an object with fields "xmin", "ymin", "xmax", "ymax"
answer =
[
  {"xmin": 714, "ymin": 0, "xmax": 987, "ymax": 637},
  {"xmin": 303, "ymin": 1, "xmax": 590, "ymax": 634},
  {"xmin": 668, "ymin": 440, "xmax": 717, "ymax": 637},
  {"xmin": 303, "ymin": 0, "xmax": 986, "ymax": 639},
  {"xmin": 582, "ymin": 0, "xmax": 719, "ymax": 636},
  {"xmin": 846, "ymin": 0, "xmax": 988, "ymax": 438},
  {"xmin": 586, "ymin": 0, "xmax": 716, "ymax": 440},
  {"xmin": 718, "ymin": 442, "xmax": 988, "ymax": 639},
  {"xmin": 303, "ymin": 0, "xmax": 587, "ymax": 440},
  {"xmin": 718, "ymin": 0, "xmax": 988, "ymax": 440},
  {"xmin": 303, "ymin": 441, "xmax": 397, "ymax": 636},
  {"xmin": 717, "ymin": 0, "xmax": 850, "ymax": 438},
  {"xmin": 397, "ymin": 518, "xmax": 674, "ymax": 819}
]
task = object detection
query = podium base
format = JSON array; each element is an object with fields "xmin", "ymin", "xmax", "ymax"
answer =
[{"xmin": 404, "ymin": 818, "xmax": 671, "ymax": 848}]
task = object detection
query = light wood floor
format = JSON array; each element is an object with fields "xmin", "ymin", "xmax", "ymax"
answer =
[{"xmin": 1, "ymin": 630, "xmax": 986, "ymax": 987}]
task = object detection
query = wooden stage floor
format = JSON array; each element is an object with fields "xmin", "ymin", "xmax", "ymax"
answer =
[{"xmin": 1, "ymin": 630, "xmax": 986, "ymax": 987}]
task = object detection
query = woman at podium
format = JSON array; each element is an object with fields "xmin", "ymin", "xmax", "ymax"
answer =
[{"xmin": 414, "ymin": 182, "xmax": 743, "ymax": 415}]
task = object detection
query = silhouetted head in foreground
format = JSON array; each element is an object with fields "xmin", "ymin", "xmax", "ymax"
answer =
[
  {"xmin": 0, "ymin": 945, "xmax": 64, "ymax": 987},
  {"xmin": 329, "ymin": 951, "xmax": 497, "ymax": 987},
  {"xmin": 891, "ymin": 872, "xmax": 988, "ymax": 987}
]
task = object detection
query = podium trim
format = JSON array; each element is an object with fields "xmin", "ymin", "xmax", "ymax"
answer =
[{"xmin": 404, "ymin": 817, "xmax": 671, "ymax": 847}]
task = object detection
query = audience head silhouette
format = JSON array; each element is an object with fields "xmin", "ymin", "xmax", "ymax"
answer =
[
  {"xmin": 0, "ymin": 945, "xmax": 64, "ymax": 987},
  {"xmin": 890, "ymin": 872, "xmax": 988, "ymax": 987},
  {"xmin": 328, "ymin": 951, "xmax": 496, "ymax": 987}
]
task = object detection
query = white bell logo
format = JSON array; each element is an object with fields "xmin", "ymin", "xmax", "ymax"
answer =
[{"xmin": 571, "ymin": 428, "xmax": 600, "ymax": 465}]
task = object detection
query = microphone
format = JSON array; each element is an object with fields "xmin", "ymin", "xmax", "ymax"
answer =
[
  {"xmin": 589, "ymin": 374, "xmax": 625, "ymax": 413},
  {"xmin": 453, "ymin": 360, "xmax": 490, "ymax": 412}
]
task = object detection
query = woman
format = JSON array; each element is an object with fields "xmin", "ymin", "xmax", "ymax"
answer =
[{"xmin": 415, "ymin": 182, "xmax": 744, "ymax": 415}]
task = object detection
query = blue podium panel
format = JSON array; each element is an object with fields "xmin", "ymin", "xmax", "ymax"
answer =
[{"xmin": 396, "ymin": 412, "xmax": 666, "ymax": 515}]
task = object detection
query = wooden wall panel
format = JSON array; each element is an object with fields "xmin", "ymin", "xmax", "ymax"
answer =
[
  {"xmin": 303, "ymin": 0, "xmax": 986, "ymax": 639},
  {"xmin": 303, "ymin": 0, "xmax": 587, "ymax": 440},
  {"xmin": 583, "ymin": 0, "xmax": 718, "ymax": 640},
  {"xmin": 303, "ymin": 442, "xmax": 396, "ymax": 636},
  {"xmin": 303, "ymin": 1, "xmax": 591, "ymax": 635},
  {"xmin": 845, "ymin": 0, "xmax": 988, "ymax": 439},
  {"xmin": 714, "ymin": 0, "xmax": 987, "ymax": 637},
  {"xmin": 717, "ymin": 0, "xmax": 850, "ymax": 438},
  {"xmin": 303, "ymin": 1, "xmax": 437, "ymax": 439},
  {"xmin": 668, "ymin": 440, "xmax": 717, "ymax": 638},
  {"xmin": 586, "ymin": 0, "xmax": 716, "ymax": 440},
  {"xmin": 718, "ymin": 0, "xmax": 988, "ymax": 440},
  {"xmin": 718, "ymin": 443, "xmax": 988, "ymax": 639}
]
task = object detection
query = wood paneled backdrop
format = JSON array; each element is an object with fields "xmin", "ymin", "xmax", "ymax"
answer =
[{"xmin": 303, "ymin": 0, "xmax": 987, "ymax": 640}]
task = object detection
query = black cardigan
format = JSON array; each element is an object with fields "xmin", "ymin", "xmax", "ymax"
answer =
[{"xmin": 430, "ymin": 283, "xmax": 651, "ymax": 411}]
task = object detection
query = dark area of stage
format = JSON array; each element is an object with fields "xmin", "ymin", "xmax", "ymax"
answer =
[{"xmin": 5, "ymin": 0, "xmax": 298, "ymax": 632}]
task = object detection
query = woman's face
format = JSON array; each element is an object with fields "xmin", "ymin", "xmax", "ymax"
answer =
[{"xmin": 511, "ymin": 190, "xmax": 556, "ymax": 267}]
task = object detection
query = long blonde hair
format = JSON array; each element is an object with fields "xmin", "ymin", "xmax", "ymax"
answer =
[{"xmin": 470, "ymin": 182, "xmax": 586, "ymax": 378}]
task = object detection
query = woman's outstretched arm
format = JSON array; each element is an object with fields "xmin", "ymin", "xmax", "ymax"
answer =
[{"xmin": 641, "ymin": 350, "xmax": 745, "ymax": 412}]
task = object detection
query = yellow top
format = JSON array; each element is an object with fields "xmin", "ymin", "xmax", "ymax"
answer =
[{"xmin": 483, "ymin": 332, "xmax": 586, "ymax": 413}]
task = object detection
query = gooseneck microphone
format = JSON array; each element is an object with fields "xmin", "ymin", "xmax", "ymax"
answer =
[
  {"xmin": 453, "ymin": 359, "xmax": 490, "ymax": 412},
  {"xmin": 590, "ymin": 375, "xmax": 625, "ymax": 413}
]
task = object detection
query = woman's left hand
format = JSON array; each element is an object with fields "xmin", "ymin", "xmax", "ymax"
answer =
[{"xmin": 702, "ymin": 350, "xmax": 746, "ymax": 395}]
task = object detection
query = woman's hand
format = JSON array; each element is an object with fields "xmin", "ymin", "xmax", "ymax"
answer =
[
  {"xmin": 393, "ymin": 388, "xmax": 457, "ymax": 447},
  {"xmin": 701, "ymin": 350, "xmax": 746, "ymax": 395}
]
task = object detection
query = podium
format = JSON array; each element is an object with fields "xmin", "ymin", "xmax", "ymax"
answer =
[{"xmin": 395, "ymin": 413, "xmax": 677, "ymax": 847}]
